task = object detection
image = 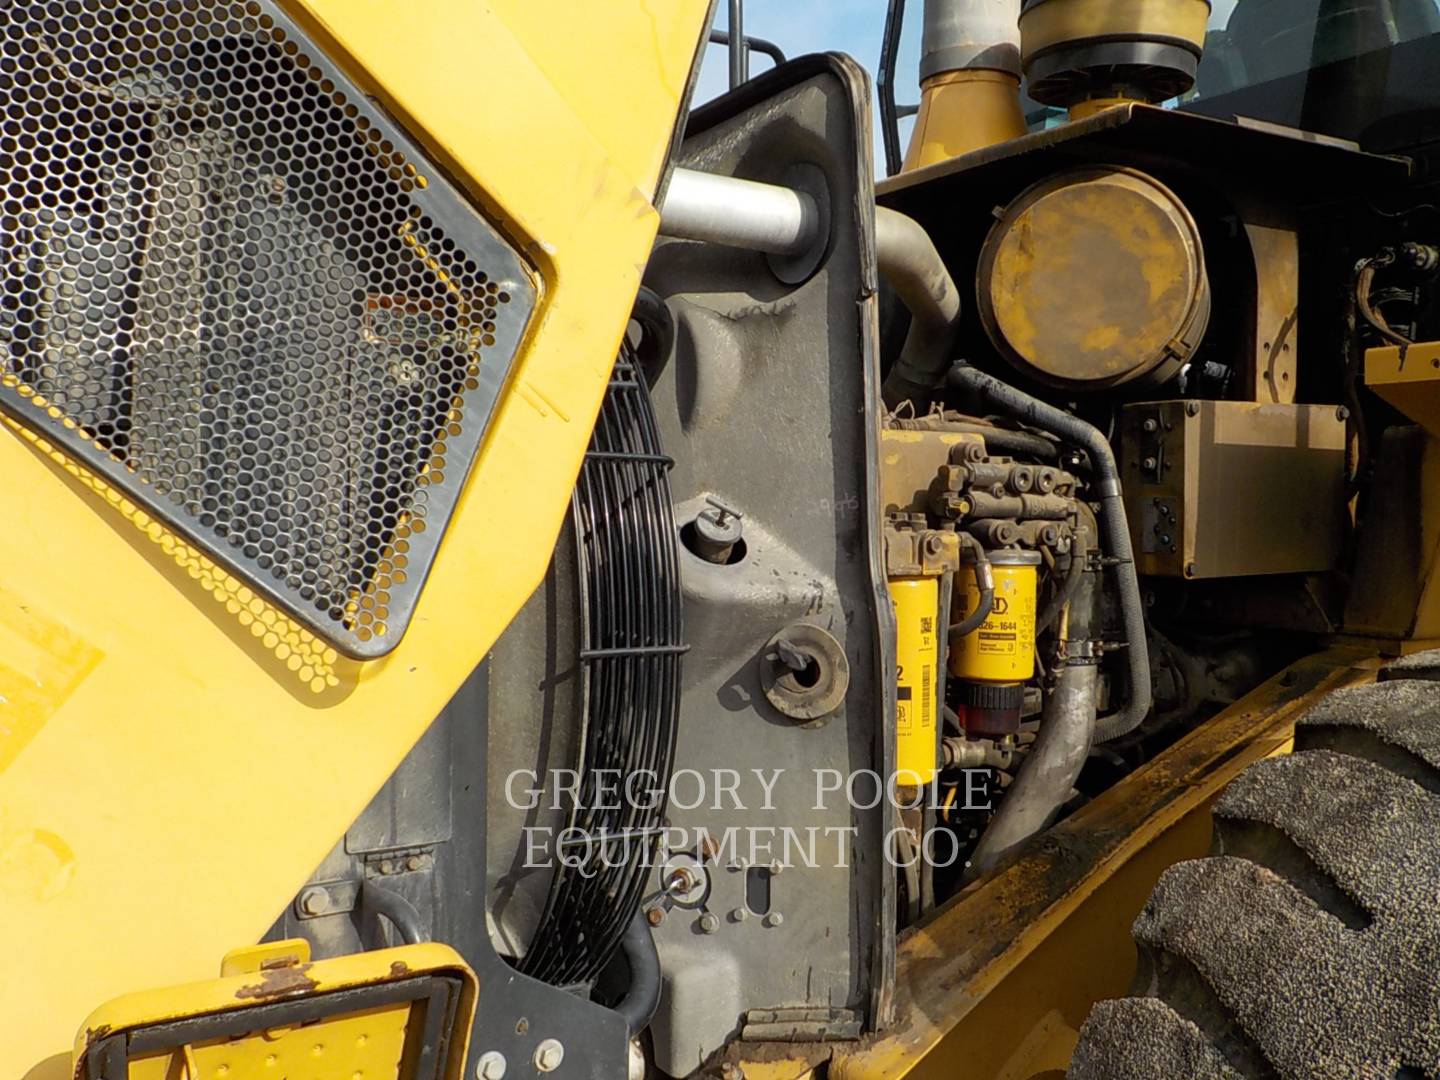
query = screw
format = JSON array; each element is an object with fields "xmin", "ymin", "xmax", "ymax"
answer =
[
  {"xmin": 645, "ymin": 906, "xmax": 665, "ymax": 927},
  {"xmin": 477, "ymin": 1052, "xmax": 507, "ymax": 1080},
  {"xmin": 699, "ymin": 912, "xmax": 720, "ymax": 934},
  {"xmin": 534, "ymin": 1040, "xmax": 565, "ymax": 1073},
  {"xmin": 299, "ymin": 887, "xmax": 328, "ymax": 916},
  {"xmin": 764, "ymin": 912, "xmax": 784, "ymax": 928}
]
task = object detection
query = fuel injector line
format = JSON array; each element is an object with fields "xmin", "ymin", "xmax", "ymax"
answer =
[{"xmin": 946, "ymin": 363, "xmax": 1151, "ymax": 741}]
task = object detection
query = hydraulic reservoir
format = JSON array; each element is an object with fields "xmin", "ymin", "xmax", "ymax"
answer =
[
  {"xmin": 952, "ymin": 550, "xmax": 1039, "ymax": 735},
  {"xmin": 891, "ymin": 576, "xmax": 941, "ymax": 785}
]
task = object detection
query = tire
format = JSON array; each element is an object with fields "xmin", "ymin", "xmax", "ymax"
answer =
[{"xmin": 1069, "ymin": 658, "xmax": 1440, "ymax": 1080}]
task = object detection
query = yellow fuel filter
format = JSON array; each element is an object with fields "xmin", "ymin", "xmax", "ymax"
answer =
[
  {"xmin": 951, "ymin": 549, "xmax": 1039, "ymax": 735},
  {"xmin": 890, "ymin": 576, "xmax": 940, "ymax": 785}
]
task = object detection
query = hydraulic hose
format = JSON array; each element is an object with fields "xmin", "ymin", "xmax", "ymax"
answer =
[
  {"xmin": 613, "ymin": 913, "xmax": 663, "ymax": 1036},
  {"xmin": 948, "ymin": 535, "xmax": 995, "ymax": 641},
  {"xmin": 891, "ymin": 413, "xmax": 1060, "ymax": 460},
  {"xmin": 946, "ymin": 363, "xmax": 1151, "ymax": 741},
  {"xmin": 966, "ymin": 547, "xmax": 1100, "ymax": 878},
  {"xmin": 359, "ymin": 880, "xmax": 428, "ymax": 945}
]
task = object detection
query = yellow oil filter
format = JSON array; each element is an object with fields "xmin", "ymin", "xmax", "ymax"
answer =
[
  {"xmin": 890, "ymin": 576, "xmax": 940, "ymax": 785},
  {"xmin": 951, "ymin": 550, "xmax": 1039, "ymax": 682}
]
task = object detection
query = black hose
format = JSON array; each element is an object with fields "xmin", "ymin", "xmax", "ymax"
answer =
[
  {"xmin": 613, "ymin": 913, "xmax": 662, "ymax": 1036},
  {"xmin": 948, "ymin": 536, "xmax": 994, "ymax": 641},
  {"xmin": 360, "ymin": 880, "xmax": 427, "ymax": 945},
  {"xmin": 630, "ymin": 287, "xmax": 676, "ymax": 379},
  {"xmin": 946, "ymin": 363, "xmax": 1151, "ymax": 741}
]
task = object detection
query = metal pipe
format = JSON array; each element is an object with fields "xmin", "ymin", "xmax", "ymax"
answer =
[
  {"xmin": 708, "ymin": 29, "xmax": 785, "ymax": 69},
  {"xmin": 920, "ymin": 0, "xmax": 1022, "ymax": 80},
  {"xmin": 613, "ymin": 913, "xmax": 662, "ymax": 1035},
  {"xmin": 659, "ymin": 168, "xmax": 820, "ymax": 256},
  {"xmin": 656, "ymin": 173, "xmax": 963, "ymax": 403},
  {"xmin": 727, "ymin": 0, "xmax": 748, "ymax": 88},
  {"xmin": 947, "ymin": 363, "xmax": 1152, "ymax": 741},
  {"xmin": 878, "ymin": 207, "xmax": 964, "ymax": 406}
]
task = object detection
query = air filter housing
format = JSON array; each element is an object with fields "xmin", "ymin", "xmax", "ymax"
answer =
[{"xmin": 0, "ymin": 0, "xmax": 535, "ymax": 657}]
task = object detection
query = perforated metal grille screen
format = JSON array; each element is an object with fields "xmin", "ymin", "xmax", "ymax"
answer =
[{"xmin": 0, "ymin": 0, "xmax": 535, "ymax": 657}]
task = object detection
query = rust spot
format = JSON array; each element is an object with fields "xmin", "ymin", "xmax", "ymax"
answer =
[
  {"xmin": 235, "ymin": 962, "xmax": 318, "ymax": 1000},
  {"xmin": 82, "ymin": 1024, "xmax": 112, "ymax": 1048},
  {"xmin": 389, "ymin": 960, "xmax": 411, "ymax": 978}
]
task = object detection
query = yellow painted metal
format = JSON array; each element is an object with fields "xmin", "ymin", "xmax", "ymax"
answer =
[
  {"xmin": 978, "ymin": 168, "xmax": 1209, "ymax": 389},
  {"xmin": 951, "ymin": 555, "xmax": 1038, "ymax": 683},
  {"xmin": 1067, "ymin": 95, "xmax": 1138, "ymax": 120},
  {"xmin": 75, "ymin": 942, "xmax": 477, "ymax": 1080},
  {"xmin": 892, "ymin": 577, "xmax": 942, "ymax": 785},
  {"xmin": 902, "ymin": 71, "xmax": 1027, "ymax": 172},
  {"xmin": 827, "ymin": 646, "xmax": 1378, "ymax": 1080},
  {"xmin": 0, "ymin": 2, "xmax": 711, "ymax": 1075},
  {"xmin": 1365, "ymin": 340, "xmax": 1440, "ymax": 436},
  {"xmin": 1019, "ymin": 0, "xmax": 1209, "ymax": 62}
]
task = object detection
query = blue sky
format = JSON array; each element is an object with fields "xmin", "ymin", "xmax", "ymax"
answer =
[{"xmin": 693, "ymin": 1, "xmax": 922, "ymax": 170}]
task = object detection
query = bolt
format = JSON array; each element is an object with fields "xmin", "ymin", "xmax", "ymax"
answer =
[
  {"xmin": 378, "ymin": 859, "xmax": 394, "ymax": 875},
  {"xmin": 698, "ymin": 912, "xmax": 720, "ymax": 934},
  {"xmin": 299, "ymin": 887, "xmax": 328, "ymax": 916},
  {"xmin": 1141, "ymin": 418, "xmax": 1159, "ymax": 433},
  {"xmin": 1336, "ymin": 405, "xmax": 1350, "ymax": 421},
  {"xmin": 1184, "ymin": 561, "xmax": 1198, "ymax": 578},
  {"xmin": 1141, "ymin": 456, "xmax": 1158, "ymax": 471},
  {"xmin": 476, "ymin": 1052, "xmax": 507, "ymax": 1080},
  {"xmin": 764, "ymin": 912, "xmax": 784, "ymax": 928},
  {"xmin": 701, "ymin": 835, "xmax": 720, "ymax": 861},
  {"xmin": 769, "ymin": 860, "xmax": 783, "ymax": 876},
  {"xmin": 1186, "ymin": 401, "xmax": 1201, "ymax": 417},
  {"xmin": 1159, "ymin": 533, "xmax": 1172, "ymax": 546},
  {"xmin": 405, "ymin": 855, "xmax": 422, "ymax": 872},
  {"xmin": 731, "ymin": 907, "xmax": 749, "ymax": 922},
  {"xmin": 534, "ymin": 1040, "xmax": 565, "ymax": 1073},
  {"xmin": 645, "ymin": 906, "xmax": 665, "ymax": 927}
]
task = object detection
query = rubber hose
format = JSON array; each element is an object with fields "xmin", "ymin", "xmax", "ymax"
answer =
[
  {"xmin": 613, "ymin": 913, "xmax": 662, "ymax": 1036},
  {"xmin": 359, "ymin": 880, "xmax": 428, "ymax": 945},
  {"xmin": 891, "ymin": 415, "xmax": 1060, "ymax": 460},
  {"xmin": 946, "ymin": 363, "xmax": 1151, "ymax": 741},
  {"xmin": 965, "ymin": 564, "xmax": 1099, "ymax": 878},
  {"xmin": 948, "ymin": 536, "xmax": 995, "ymax": 641}
]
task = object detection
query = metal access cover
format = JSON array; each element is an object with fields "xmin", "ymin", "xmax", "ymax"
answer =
[{"xmin": 0, "ymin": 0, "xmax": 536, "ymax": 657}]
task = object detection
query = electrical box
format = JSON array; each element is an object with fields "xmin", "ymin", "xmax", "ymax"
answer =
[{"xmin": 1119, "ymin": 401, "xmax": 1347, "ymax": 579}]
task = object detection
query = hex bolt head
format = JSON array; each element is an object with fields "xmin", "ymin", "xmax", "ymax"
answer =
[
  {"xmin": 731, "ymin": 907, "xmax": 749, "ymax": 922},
  {"xmin": 534, "ymin": 1039, "xmax": 565, "ymax": 1073},
  {"xmin": 698, "ymin": 912, "xmax": 720, "ymax": 934},
  {"xmin": 405, "ymin": 855, "xmax": 422, "ymax": 872},
  {"xmin": 476, "ymin": 1052, "xmax": 507, "ymax": 1080},
  {"xmin": 764, "ymin": 912, "xmax": 784, "ymax": 928},
  {"xmin": 298, "ymin": 887, "xmax": 328, "ymax": 916},
  {"xmin": 645, "ymin": 906, "xmax": 665, "ymax": 927}
]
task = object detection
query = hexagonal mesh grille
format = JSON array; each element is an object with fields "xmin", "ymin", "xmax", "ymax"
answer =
[{"xmin": 0, "ymin": 0, "xmax": 535, "ymax": 658}]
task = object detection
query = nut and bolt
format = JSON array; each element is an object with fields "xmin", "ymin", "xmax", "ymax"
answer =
[
  {"xmin": 534, "ymin": 1039, "xmax": 565, "ymax": 1073},
  {"xmin": 764, "ymin": 912, "xmax": 784, "ymax": 928},
  {"xmin": 298, "ymin": 887, "xmax": 329, "ymax": 916},
  {"xmin": 476, "ymin": 1052, "xmax": 508, "ymax": 1080},
  {"xmin": 698, "ymin": 912, "xmax": 720, "ymax": 934}
]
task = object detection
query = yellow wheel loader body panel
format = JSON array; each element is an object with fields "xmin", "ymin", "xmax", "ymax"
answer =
[{"xmin": 0, "ymin": 2, "xmax": 709, "ymax": 1073}]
